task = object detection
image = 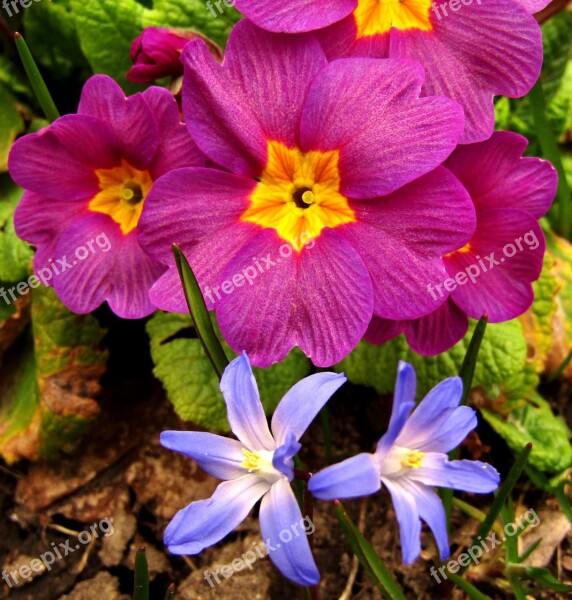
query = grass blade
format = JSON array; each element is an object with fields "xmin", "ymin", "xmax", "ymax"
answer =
[
  {"xmin": 134, "ymin": 546, "xmax": 149, "ymax": 600},
  {"xmin": 334, "ymin": 501, "xmax": 406, "ymax": 600},
  {"xmin": 14, "ymin": 33, "xmax": 60, "ymax": 124}
]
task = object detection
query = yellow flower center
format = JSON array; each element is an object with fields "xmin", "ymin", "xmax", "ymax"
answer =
[
  {"xmin": 90, "ymin": 160, "xmax": 153, "ymax": 235},
  {"xmin": 240, "ymin": 141, "xmax": 356, "ymax": 250},
  {"xmin": 401, "ymin": 449, "xmax": 425, "ymax": 469},
  {"xmin": 354, "ymin": 0, "xmax": 433, "ymax": 38},
  {"xmin": 446, "ymin": 242, "xmax": 473, "ymax": 258}
]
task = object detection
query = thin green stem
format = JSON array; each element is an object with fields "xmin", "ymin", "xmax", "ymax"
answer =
[{"xmin": 319, "ymin": 406, "xmax": 333, "ymax": 464}]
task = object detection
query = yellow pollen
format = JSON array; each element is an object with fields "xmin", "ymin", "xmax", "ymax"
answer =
[
  {"xmin": 402, "ymin": 449, "xmax": 424, "ymax": 469},
  {"xmin": 240, "ymin": 448, "xmax": 261, "ymax": 472},
  {"xmin": 241, "ymin": 141, "xmax": 356, "ymax": 250},
  {"xmin": 90, "ymin": 159, "xmax": 153, "ymax": 235},
  {"xmin": 354, "ymin": 0, "xmax": 433, "ymax": 38}
]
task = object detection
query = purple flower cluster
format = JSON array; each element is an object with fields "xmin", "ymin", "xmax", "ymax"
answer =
[{"xmin": 9, "ymin": 2, "xmax": 556, "ymax": 363}]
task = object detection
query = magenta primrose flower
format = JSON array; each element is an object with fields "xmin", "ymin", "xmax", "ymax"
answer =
[
  {"xmin": 138, "ymin": 20, "xmax": 476, "ymax": 367},
  {"xmin": 9, "ymin": 75, "xmax": 204, "ymax": 318},
  {"xmin": 160, "ymin": 352, "xmax": 347, "ymax": 586},
  {"xmin": 127, "ymin": 27, "xmax": 222, "ymax": 85},
  {"xmin": 314, "ymin": 0, "xmax": 543, "ymax": 143},
  {"xmin": 366, "ymin": 131, "xmax": 557, "ymax": 355},
  {"xmin": 308, "ymin": 361, "xmax": 500, "ymax": 564}
]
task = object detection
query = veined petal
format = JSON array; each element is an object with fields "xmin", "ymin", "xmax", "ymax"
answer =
[
  {"xmin": 364, "ymin": 317, "xmax": 405, "ymax": 345},
  {"xmin": 9, "ymin": 115, "xmax": 118, "ymax": 201},
  {"xmin": 410, "ymin": 454, "xmax": 500, "ymax": 493},
  {"xmin": 271, "ymin": 372, "xmax": 347, "ymax": 445},
  {"xmin": 259, "ymin": 479, "xmax": 320, "ymax": 586},
  {"xmin": 308, "ymin": 453, "xmax": 381, "ymax": 500},
  {"xmin": 160, "ymin": 431, "xmax": 246, "ymax": 480},
  {"xmin": 223, "ymin": 20, "xmax": 328, "ymax": 148},
  {"xmin": 300, "ymin": 58, "xmax": 464, "ymax": 198},
  {"xmin": 164, "ymin": 475, "xmax": 269, "ymax": 555},
  {"xmin": 382, "ymin": 477, "xmax": 421, "ymax": 564},
  {"xmin": 220, "ymin": 353, "xmax": 276, "ymax": 451},
  {"xmin": 376, "ymin": 362, "xmax": 416, "ymax": 454},
  {"xmin": 181, "ymin": 36, "xmax": 266, "ymax": 177},
  {"xmin": 445, "ymin": 211, "xmax": 545, "ymax": 323},
  {"xmin": 78, "ymin": 75, "xmax": 159, "ymax": 169},
  {"xmin": 400, "ymin": 478, "xmax": 449, "ymax": 561},
  {"xmin": 232, "ymin": 0, "xmax": 356, "ymax": 33},
  {"xmin": 444, "ymin": 131, "xmax": 557, "ymax": 219},
  {"xmin": 404, "ymin": 299, "xmax": 469, "ymax": 357}
]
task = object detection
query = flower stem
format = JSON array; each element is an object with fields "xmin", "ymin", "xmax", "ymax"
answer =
[{"xmin": 14, "ymin": 32, "xmax": 60, "ymax": 123}]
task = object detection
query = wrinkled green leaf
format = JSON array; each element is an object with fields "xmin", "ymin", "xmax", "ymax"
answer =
[
  {"xmin": 146, "ymin": 311, "xmax": 311, "ymax": 431},
  {"xmin": 0, "ymin": 179, "xmax": 33, "ymax": 283},
  {"xmin": 482, "ymin": 393, "xmax": 572, "ymax": 474},
  {"xmin": 24, "ymin": 0, "xmax": 90, "ymax": 80},
  {"xmin": 71, "ymin": 0, "xmax": 239, "ymax": 94},
  {"xmin": 337, "ymin": 319, "xmax": 535, "ymax": 408},
  {"xmin": 0, "ymin": 85, "xmax": 25, "ymax": 172}
]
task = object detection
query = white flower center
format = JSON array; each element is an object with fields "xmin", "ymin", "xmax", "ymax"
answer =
[
  {"xmin": 240, "ymin": 448, "xmax": 284, "ymax": 483},
  {"xmin": 378, "ymin": 445, "xmax": 425, "ymax": 478}
]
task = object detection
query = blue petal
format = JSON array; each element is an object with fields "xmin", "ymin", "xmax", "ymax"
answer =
[
  {"xmin": 308, "ymin": 453, "xmax": 381, "ymax": 500},
  {"xmin": 401, "ymin": 478, "xmax": 450, "ymax": 561},
  {"xmin": 273, "ymin": 432, "xmax": 301, "ymax": 480},
  {"xmin": 382, "ymin": 477, "xmax": 421, "ymax": 564},
  {"xmin": 376, "ymin": 361, "xmax": 416, "ymax": 454},
  {"xmin": 396, "ymin": 377, "xmax": 463, "ymax": 450},
  {"xmin": 220, "ymin": 352, "xmax": 275, "ymax": 451},
  {"xmin": 259, "ymin": 478, "xmax": 320, "ymax": 587},
  {"xmin": 164, "ymin": 475, "xmax": 270, "ymax": 554},
  {"xmin": 271, "ymin": 372, "xmax": 346, "ymax": 445},
  {"xmin": 160, "ymin": 431, "xmax": 245, "ymax": 480},
  {"xmin": 410, "ymin": 453, "xmax": 500, "ymax": 493},
  {"xmin": 398, "ymin": 406, "xmax": 477, "ymax": 453}
]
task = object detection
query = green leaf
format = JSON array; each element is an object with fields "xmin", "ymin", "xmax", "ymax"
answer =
[
  {"xmin": 0, "ymin": 178, "xmax": 33, "ymax": 284},
  {"xmin": 70, "ymin": 0, "xmax": 240, "ymax": 94},
  {"xmin": 146, "ymin": 311, "xmax": 311, "ymax": 431},
  {"xmin": 337, "ymin": 318, "xmax": 535, "ymax": 409},
  {"xmin": 0, "ymin": 286, "xmax": 107, "ymax": 463},
  {"xmin": 0, "ymin": 84, "xmax": 25, "ymax": 172},
  {"xmin": 23, "ymin": 0, "xmax": 91, "ymax": 80},
  {"xmin": 140, "ymin": 0, "xmax": 240, "ymax": 47},
  {"xmin": 482, "ymin": 392, "xmax": 572, "ymax": 474},
  {"xmin": 70, "ymin": 0, "xmax": 145, "ymax": 94}
]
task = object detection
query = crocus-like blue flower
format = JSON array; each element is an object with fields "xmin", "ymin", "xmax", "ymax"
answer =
[
  {"xmin": 160, "ymin": 352, "xmax": 346, "ymax": 586},
  {"xmin": 308, "ymin": 361, "xmax": 499, "ymax": 564}
]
